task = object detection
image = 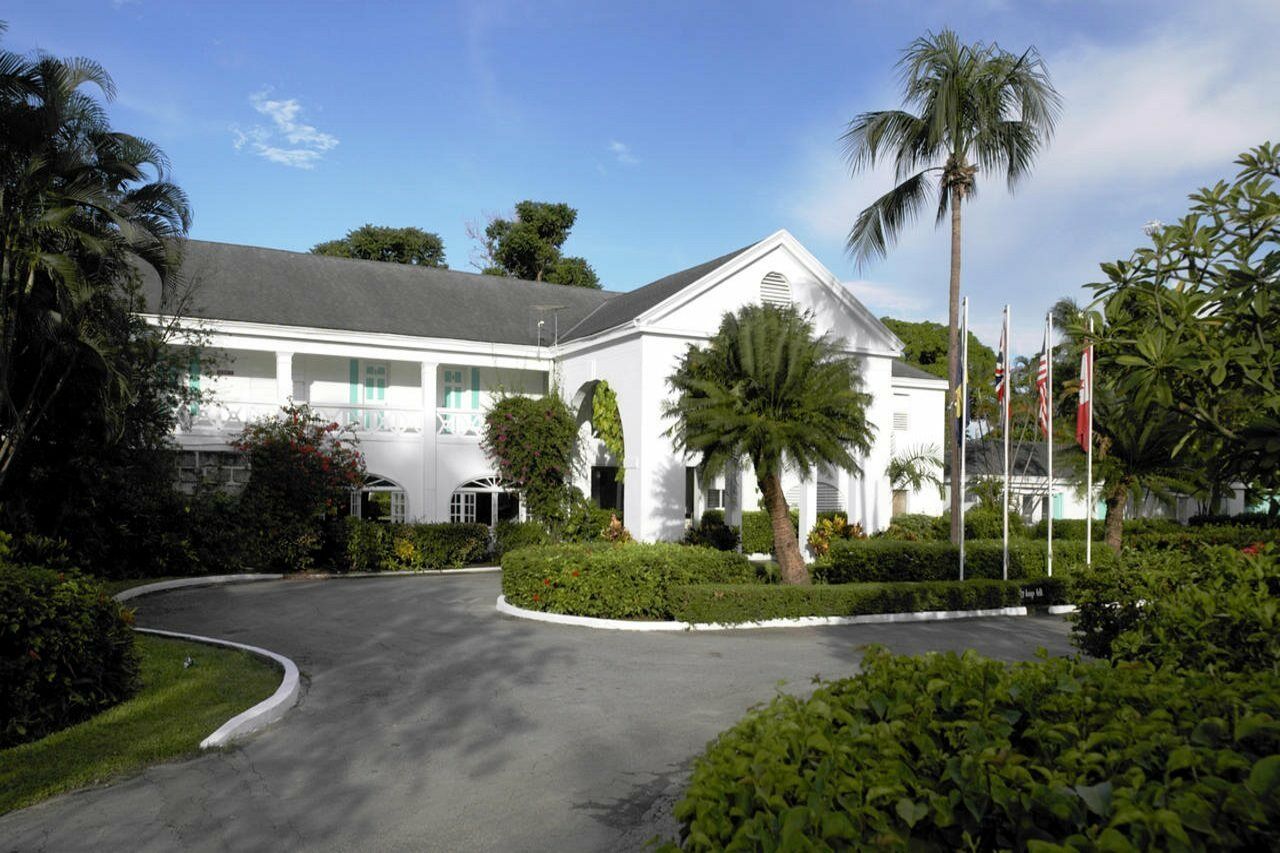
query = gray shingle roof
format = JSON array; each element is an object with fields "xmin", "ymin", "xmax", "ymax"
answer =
[
  {"xmin": 559, "ymin": 242, "xmax": 759, "ymax": 341},
  {"xmin": 959, "ymin": 439, "xmax": 1083, "ymax": 479},
  {"xmin": 140, "ymin": 240, "xmax": 618, "ymax": 347},
  {"xmin": 891, "ymin": 360, "xmax": 944, "ymax": 382}
]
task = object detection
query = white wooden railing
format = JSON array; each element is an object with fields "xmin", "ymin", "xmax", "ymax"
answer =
[
  {"xmin": 436, "ymin": 409, "xmax": 485, "ymax": 437},
  {"xmin": 177, "ymin": 402, "xmax": 427, "ymax": 436}
]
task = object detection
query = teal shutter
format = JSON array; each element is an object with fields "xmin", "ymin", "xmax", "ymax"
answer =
[
  {"xmin": 348, "ymin": 359, "xmax": 360, "ymax": 405},
  {"xmin": 1052, "ymin": 492, "xmax": 1065, "ymax": 520},
  {"xmin": 444, "ymin": 368, "xmax": 464, "ymax": 408},
  {"xmin": 470, "ymin": 367, "xmax": 480, "ymax": 410}
]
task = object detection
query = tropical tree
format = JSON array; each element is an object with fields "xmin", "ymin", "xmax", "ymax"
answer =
[
  {"xmin": 0, "ymin": 30, "xmax": 190, "ymax": 498},
  {"xmin": 664, "ymin": 305, "xmax": 874, "ymax": 584},
  {"xmin": 311, "ymin": 224, "xmax": 446, "ymax": 267},
  {"xmin": 470, "ymin": 200, "xmax": 601, "ymax": 288},
  {"xmin": 887, "ymin": 444, "xmax": 942, "ymax": 515},
  {"xmin": 843, "ymin": 29, "xmax": 1060, "ymax": 542}
]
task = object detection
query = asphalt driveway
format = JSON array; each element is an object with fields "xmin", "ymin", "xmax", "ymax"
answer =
[{"xmin": 0, "ymin": 573, "xmax": 1075, "ymax": 852}]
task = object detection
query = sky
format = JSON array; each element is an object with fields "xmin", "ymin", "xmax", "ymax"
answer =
[{"xmin": 8, "ymin": 0, "xmax": 1279, "ymax": 354}]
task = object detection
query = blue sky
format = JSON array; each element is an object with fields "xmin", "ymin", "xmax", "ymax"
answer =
[{"xmin": 8, "ymin": 1, "xmax": 1279, "ymax": 353}]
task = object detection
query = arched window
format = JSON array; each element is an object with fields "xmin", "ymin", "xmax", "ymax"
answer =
[
  {"xmin": 349, "ymin": 474, "xmax": 407, "ymax": 524},
  {"xmin": 450, "ymin": 475, "xmax": 522, "ymax": 527},
  {"xmin": 760, "ymin": 272, "xmax": 792, "ymax": 307}
]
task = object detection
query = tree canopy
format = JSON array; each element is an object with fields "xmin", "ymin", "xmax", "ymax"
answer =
[
  {"xmin": 311, "ymin": 224, "xmax": 446, "ymax": 267},
  {"xmin": 474, "ymin": 201, "xmax": 601, "ymax": 289}
]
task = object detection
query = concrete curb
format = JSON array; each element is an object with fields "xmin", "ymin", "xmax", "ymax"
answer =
[
  {"xmin": 133, "ymin": 627, "xmax": 301, "ymax": 750},
  {"xmin": 496, "ymin": 595, "xmax": 1031, "ymax": 632},
  {"xmin": 114, "ymin": 573, "xmax": 284, "ymax": 602},
  {"xmin": 1047, "ymin": 604, "xmax": 1078, "ymax": 615}
]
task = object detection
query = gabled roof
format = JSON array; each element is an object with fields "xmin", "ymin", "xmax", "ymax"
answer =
[
  {"xmin": 558, "ymin": 242, "xmax": 759, "ymax": 342},
  {"xmin": 959, "ymin": 439, "xmax": 1083, "ymax": 479},
  {"xmin": 891, "ymin": 360, "xmax": 944, "ymax": 382},
  {"xmin": 140, "ymin": 240, "xmax": 617, "ymax": 347}
]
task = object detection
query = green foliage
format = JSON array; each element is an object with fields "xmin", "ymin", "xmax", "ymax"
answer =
[
  {"xmin": 501, "ymin": 543, "xmax": 754, "ymax": 620},
  {"xmin": 0, "ymin": 552, "xmax": 140, "ymax": 748},
  {"xmin": 882, "ymin": 319, "xmax": 998, "ymax": 416},
  {"xmin": 234, "ymin": 404, "xmax": 366, "ymax": 572},
  {"xmin": 805, "ymin": 514, "xmax": 865, "ymax": 558},
  {"xmin": 310, "ymin": 224, "xmax": 446, "ymax": 267},
  {"xmin": 817, "ymin": 538, "xmax": 1092, "ymax": 583},
  {"xmin": 476, "ymin": 201, "xmax": 600, "ymax": 288},
  {"xmin": 480, "ymin": 395, "xmax": 579, "ymax": 532},
  {"xmin": 590, "ymin": 381, "xmax": 625, "ymax": 479},
  {"xmin": 1190, "ymin": 512, "xmax": 1279, "ymax": 528},
  {"xmin": 1126, "ymin": 525, "xmax": 1280, "ymax": 552},
  {"xmin": 683, "ymin": 510, "xmax": 740, "ymax": 551},
  {"xmin": 1033, "ymin": 517, "xmax": 1184, "ymax": 540},
  {"xmin": 493, "ymin": 520, "xmax": 553, "ymax": 558},
  {"xmin": 340, "ymin": 519, "xmax": 490, "ymax": 572},
  {"xmin": 668, "ymin": 648, "xmax": 1280, "ymax": 851},
  {"xmin": 875, "ymin": 513, "xmax": 947, "ymax": 541},
  {"xmin": 560, "ymin": 492, "xmax": 616, "ymax": 544},
  {"xmin": 670, "ymin": 579, "xmax": 1033, "ymax": 624},
  {"xmin": 938, "ymin": 506, "xmax": 1027, "ymax": 540},
  {"xmin": 1071, "ymin": 545, "xmax": 1280, "ymax": 672},
  {"xmin": 740, "ymin": 510, "xmax": 799, "ymax": 554}
]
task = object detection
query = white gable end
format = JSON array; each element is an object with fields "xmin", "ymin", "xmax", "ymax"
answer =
[{"xmin": 636, "ymin": 230, "xmax": 902, "ymax": 356}]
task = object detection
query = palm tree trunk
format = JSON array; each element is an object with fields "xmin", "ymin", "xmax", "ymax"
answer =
[
  {"xmin": 947, "ymin": 182, "xmax": 964, "ymax": 544},
  {"xmin": 1103, "ymin": 479, "xmax": 1131, "ymax": 553},
  {"xmin": 760, "ymin": 472, "xmax": 808, "ymax": 585}
]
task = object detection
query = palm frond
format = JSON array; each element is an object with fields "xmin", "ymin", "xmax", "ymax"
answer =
[{"xmin": 846, "ymin": 168, "xmax": 937, "ymax": 266}]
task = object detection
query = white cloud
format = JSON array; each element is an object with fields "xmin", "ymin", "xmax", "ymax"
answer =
[
  {"xmin": 842, "ymin": 279, "xmax": 929, "ymax": 316},
  {"xmin": 609, "ymin": 140, "xmax": 638, "ymax": 165},
  {"xmin": 230, "ymin": 91, "xmax": 338, "ymax": 169}
]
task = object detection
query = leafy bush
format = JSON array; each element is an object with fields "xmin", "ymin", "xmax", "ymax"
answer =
[
  {"xmin": 875, "ymin": 513, "xmax": 945, "ymax": 541},
  {"xmin": 340, "ymin": 519, "xmax": 490, "ymax": 571},
  {"xmin": 670, "ymin": 579, "xmax": 1030, "ymax": 624},
  {"xmin": 1071, "ymin": 544, "xmax": 1279, "ymax": 672},
  {"xmin": 493, "ymin": 520, "xmax": 552, "ymax": 557},
  {"xmin": 741, "ymin": 510, "xmax": 798, "ymax": 555},
  {"xmin": 1, "ymin": 548, "xmax": 140, "ymax": 748},
  {"xmin": 1032, "ymin": 517, "xmax": 1183, "ymax": 540},
  {"xmin": 805, "ymin": 514, "xmax": 865, "ymax": 557},
  {"xmin": 683, "ymin": 510, "xmax": 740, "ymax": 552},
  {"xmin": 561, "ymin": 493, "xmax": 615, "ymax": 543},
  {"xmin": 669, "ymin": 648, "xmax": 1280, "ymax": 851},
  {"xmin": 480, "ymin": 395, "xmax": 578, "ymax": 532},
  {"xmin": 816, "ymin": 538, "xmax": 1091, "ymax": 583},
  {"xmin": 501, "ymin": 542, "xmax": 754, "ymax": 619},
  {"xmin": 1189, "ymin": 511, "xmax": 1277, "ymax": 528},
  {"xmin": 1126, "ymin": 525, "xmax": 1279, "ymax": 552}
]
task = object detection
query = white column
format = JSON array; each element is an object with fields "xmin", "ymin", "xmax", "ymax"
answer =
[
  {"xmin": 420, "ymin": 361, "xmax": 439, "ymax": 522},
  {"xmin": 798, "ymin": 474, "xmax": 817, "ymax": 563},
  {"xmin": 275, "ymin": 352, "xmax": 293, "ymax": 404}
]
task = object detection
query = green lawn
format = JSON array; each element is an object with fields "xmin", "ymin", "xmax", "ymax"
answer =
[{"xmin": 0, "ymin": 634, "xmax": 280, "ymax": 815}]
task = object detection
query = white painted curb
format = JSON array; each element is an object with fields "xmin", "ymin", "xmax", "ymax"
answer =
[
  {"xmin": 114, "ymin": 573, "xmax": 284, "ymax": 602},
  {"xmin": 134, "ymin": 627, "xmax": 301, "ymax": 750},
  {"xmin": 1047, "ymin": 604, "xmax": 1078, "ymax": 615},
  {"xmin": 496, "ymin": 595, "xmax": 1031, "ymax": 632}
]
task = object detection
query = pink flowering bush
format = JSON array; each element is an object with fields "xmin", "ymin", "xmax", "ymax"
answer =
[
  {"xmin": 235, "ymin": 403, "xmax": 365, "ymax": 571},
  {"xmin": 480, "ymin": 395, "xmax": 578, "ymax": 532}
]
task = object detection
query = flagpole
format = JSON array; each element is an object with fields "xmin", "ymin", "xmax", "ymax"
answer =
[
  {"xmin": 1085, "ymin": 317, "xmax": 1094, "ymax": 566},
  {"xmin": 959, "ymin": 297, "xmax": 969, "ymax": 582},
  {"xmin": 1002, "ymin": 306, "xmax": 1010, "ymax": 581},
  {"xmin": 1046, "ymin": 313, "xmax": 1054, "ymax": 578}
]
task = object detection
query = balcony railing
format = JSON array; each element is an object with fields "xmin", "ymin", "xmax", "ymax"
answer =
[
  {"xmin": 437, "ymin": 409, "xmax": 485, "ymax": 437},
  {"xmin": 177, "ymin": 401, "xmax": 426, "ymax": 436},
  {"xmin": 175, "ymin": 401, "xmax": 279, "ymax": 434}
]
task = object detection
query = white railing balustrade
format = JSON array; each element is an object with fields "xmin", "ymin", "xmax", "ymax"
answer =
[
  {"xmin": 310, "ymin": 405, "xmax": 425, "ymax": 435},
  {"xmin": 175, "ymin": 401, "xmax": 279, "ymax": 434},
  {"xmin": 177, "ymin": 401, "xmax": 426, "ymax": 436},
  {"xmin": 436, "ymin": 409, "xmax": 485, "ymax": 437}
]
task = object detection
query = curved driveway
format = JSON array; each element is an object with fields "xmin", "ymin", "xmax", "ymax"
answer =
[{"xmin": 0, "ymin": 573, "xmax": 1074, "ymax": 852}]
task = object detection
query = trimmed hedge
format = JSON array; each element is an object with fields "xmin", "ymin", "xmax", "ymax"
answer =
[
  {"xmin": 683, "ymin": 510, "xmax": 740, "ymax": 551},
  {"xmin": 740, "ymin": 510, "xmax": 798, "ymax": 555},
  {"xmin": 669, "ymin": 578, "xmax": 1061, "ymax": 624},
  {"xmin": 341, "ymin": 518, "xmax": 490, "ymax": 571},
  {"xmin": 669, "ymin": 648, "xmax": 1280, "ymax": 851},
  {"xmin": 1, "ymin": 564, "xmax": 140, "ymax": 748},
  {"xmin": 1127, "ymin": 524, "xmax": 1279, "ymax": 552},
  {"xmin": 875, "ymin": 513, "xmax": 946, "ymax": 541},
  {"xmin": 1032, "ymin": 516, "xmax": 1185, "ymax": 539},
  {"xmin": 501, "ymin": 542, "xmax": 754, "ymax": 619},
  {"xmin": 1190, "ymin": 511, "xmax": 1278, "ymax": 528},
  {"xmin": 815, "ymin": 538, "xmax": 1092, "ymax": 583},
  {"xmin": 493, "ymin": 520, "xmax": 552, "ymax": 557}
]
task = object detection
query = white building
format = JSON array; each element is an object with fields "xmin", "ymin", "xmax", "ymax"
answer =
[{"xmin": 146, "ymin": 229, "xmax": 946, "ymax": 545}]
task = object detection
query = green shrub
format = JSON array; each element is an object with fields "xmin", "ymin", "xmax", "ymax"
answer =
[
  {"xmin": 683, "ymin": 510, "xmax": 740, "ymax": 552},
  {"xmin": 493, "ymin": 520, "xmax": 552, "ymax": 557},
  {"xmin": 0, "ymin": 555, "xmax": 140, "ymax": 748},
  {"xmin": 936, "ymin": 508, "xmax": 1027, "ymax": 541},
  {"xmin": 875, "ymin": 513, "xmax": 945, "ymax": 541},
  {"xmin": 1032, "ymin": 517, "xmax": 1183, "ymax": 539},
  {"xmin": 1126, "ymin": 525, "xmax": 1279, "ymax": 552},
  {"xmin": 670, "ymin": 579, "xmax": 1029, "ymax": 623},
  {"xmin": 340, "ymin": 519, "xmax": 489, "ymax": 571},
  {"xmin": 1189, "ymin": 511, "xmax": 1277, "ymax": 528},
  {"xmin": 740, "ymin": 510, "xmax": 799, "ymax": 554},
  {"xmin": 669, "ymin": 648, "xmax": 1280, "ymax": 851},
  {"xmin": 561, "ymin": 494, "xmax": 616, "ymax": 543},
  {"xmin": 1071, "ymin": 544, "xmax": 1280, "ymax": 672},
  {"xmin": 501, "ymin": 542, "xmax": 754, "ymax": 619},
  {"xmin": 816, "ymin": 538, "xmax": 1092, "ymax": 583}
]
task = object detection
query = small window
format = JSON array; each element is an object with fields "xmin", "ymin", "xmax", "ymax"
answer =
[
  {"xmin": 760, "ymin": 272, "xmax": 792, "ymax": 307},
  {"xmin": 450, "ymin": 492, "xmax": 476, "ymax": 523},
  {"xmin": 706, "ymin": 488, "xmax": 725, "ymax": 510},
  {"xmin": 893, "ymin": 412, "xmax": 909, "ymax": 431}
]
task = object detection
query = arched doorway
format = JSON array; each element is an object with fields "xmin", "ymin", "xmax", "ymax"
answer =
[
  {"xmin": 450, "ymin": 475, "xmax": 522, "ymax": 528},
  {"xmin": 350, "ymin": 474, "xmax": 408, "ymax": 524},
  {"xmin": 570, "ymin": 380, "xmax": 625, "ymax": 516}
]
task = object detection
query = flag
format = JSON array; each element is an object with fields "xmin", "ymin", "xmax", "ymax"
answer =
[
  {"xmin": 1036, "ymin": 326, "xmax": 1051, "ymax": 438},
  {"xmin": 1076, "ymin": 342, "xmax": 1093, "ymax": 451},
  {"xmin": 994, "ymin": 318, "xmax": 1008, "ymax": 407}
]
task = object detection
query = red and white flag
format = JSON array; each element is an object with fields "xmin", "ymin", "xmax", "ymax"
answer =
[
  {"xmin": 1076, "ymin": 342, "xmax": 1093, "ymax": 451},
  {"xmin": 994, "ymin": 319, "xmax": 1008, "ymax": 408},
  {"xmin": 1036, "ymin": 326, "xmax": 1051, "ymax": 438}
]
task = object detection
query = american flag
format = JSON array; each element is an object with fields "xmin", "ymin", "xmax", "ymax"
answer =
[{"xmin": 1036, "ymin": 324, "xmax": 1051, "ymax": 438}]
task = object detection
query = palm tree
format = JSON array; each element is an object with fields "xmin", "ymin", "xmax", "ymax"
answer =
[
  {"xmin": 664, "ymin": 305, "xmax": 874, "ymax": 584},
  {"xmin": 887, "ymin": 444, "xmax": 943, "ymax": 515},
  {"xmin": 842, "ymin": 29, "xmax": 1060, "ymax": 543},
  {"xmin": 0, "ymin": 30, "xmax": 190, "ymax": 495}
]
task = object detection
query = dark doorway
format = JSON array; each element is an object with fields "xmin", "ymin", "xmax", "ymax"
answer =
[{"xmin": 591, "ymin": 465, "xmax": 624, "ymax": 514}]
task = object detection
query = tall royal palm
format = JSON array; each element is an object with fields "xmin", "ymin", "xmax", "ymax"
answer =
[
  {"xmin": 843, "ymin": 29, "xmax": 1060, "ymax": 542},
  {"xmin": 665, "ymin": 305, "xmax": 874, "ymax": 585},
  {"xmin": 0, "ymin": 28, "xmax": 190, "ymax": 495}
]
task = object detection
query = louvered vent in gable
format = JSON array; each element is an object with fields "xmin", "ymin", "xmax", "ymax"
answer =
[
  {"xmin": 893, "ymin": 412, "xmax": 909, "ymax": 431},
  {"xmin": 760, "ymin": 272, "xmax": 792, "ymax": 307}
]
